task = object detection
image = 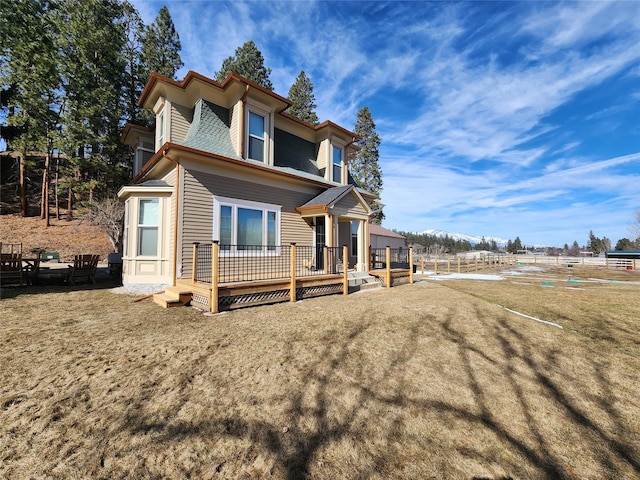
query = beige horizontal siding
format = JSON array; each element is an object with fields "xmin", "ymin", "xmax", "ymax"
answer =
[
  {"xmin": 335, "ymin": 194, "xmax": 368, "ymax": 217},
  {"xmin": 171, "ymin": 103, "xmax": 193, "ymax": 143},
  {"xmin": 180, "ymin": 167, "xmax": 318, "ymax": 278}
]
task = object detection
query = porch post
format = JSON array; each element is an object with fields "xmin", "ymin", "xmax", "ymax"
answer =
[
  {"xmin": 210, "ymin": 241, "xmax": 219, "ymax": 314},
  {"xmin": 192, "ymin": 242, "xmax": 199, "ymax": 283},
  {"xmin": 290, "ymin": 243, "xmax": 297, "ymax": 302},
  {"xmin": 385, "ymin": 246, "xmax": 391, "ymax": 288},
  {"xmin": 355, "ymin": 219, "xmax": 367, "ymax": 272},
  {"xmin": 409, "ymin": 247, "xmax": 414, "ymax": 284},
  {"xmin": 343, "ymin": 245, "xmax": 349, "ymax": 295}
]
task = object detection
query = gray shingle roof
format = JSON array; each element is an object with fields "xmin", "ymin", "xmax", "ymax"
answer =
[
  {"xmin": 301, "ymin": 185, "xmax": 354, "ymax": 208},
  {"xmin": 180, "ymin": 99, "xmax": 241, "ymax": 160}
]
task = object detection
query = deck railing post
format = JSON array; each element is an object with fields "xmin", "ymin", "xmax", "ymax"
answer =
[
  {"xmin": 192, "ymin": 242, "xmax": 200, "ymax": 283},
  {"xmin": 409, "ymin": 247, "xmax": 414, "ymax": 284},
  {"xmin": 290, "ymin": 243, "xmax": 297, "ymax": 302},
  {"xmin": 323, "ymin": 246, "xmax": 329, "ymax": 274},
  {"xmin": 210, "ymin": 241, "xmax": 219, "ymax": 314},
  {"xmin": 343, "ymin": 245, "xmax": 349, "ymax": 295},
  {"xmin": 386, "ymin": 246, "xmax": 391, "ymax": 288}
]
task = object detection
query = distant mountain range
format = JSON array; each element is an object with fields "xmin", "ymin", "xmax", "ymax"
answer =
[{"xmin": 420, "ymin": 229, "xmax": 509, "ymax": 247}]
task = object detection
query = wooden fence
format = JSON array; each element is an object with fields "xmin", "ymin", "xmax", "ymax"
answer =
[{"xmin": 415, "ymin": 254, "xmax": 636, "ymax": 274}]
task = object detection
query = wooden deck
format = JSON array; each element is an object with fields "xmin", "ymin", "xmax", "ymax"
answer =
[
  {"xmin": 369, "ymin": 268, "xmax": 413, "ymax": 288},
  {"xmin": 163, "ymin": 273, "xmax": 347, "ymax": 312}
]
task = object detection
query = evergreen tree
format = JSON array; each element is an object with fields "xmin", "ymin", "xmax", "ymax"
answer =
[
  {"xmin": 350, "ymin": 106, "xmax": 383, "ymax": 223},
  {"xmin": 614, "ymin": 238, "xmax": 635, "ymax": 250},
  {"xmin": 215, "ymin": 40, "xmax": 273, "ymax": 90},
  {"xmin": 0, "ymin": 0, "xmax": 62, "ymax": 220},
  {"xmin": 121, "ymin": 1, "xmax": 146, "ymax": 125},
  {"xmin": 58, "ymin": 0, "xmax": 129, "ymax": 216},
  {"xmin": 286, "ymin": 70, "xmax": 319, "ymax": 125},
  {"xmin": 141, "ymin": 6, "xmax": 183, "ymax": 80}
]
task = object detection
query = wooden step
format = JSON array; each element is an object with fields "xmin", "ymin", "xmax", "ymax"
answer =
[{"xmin": 153, "ymin": 287, "xmax": 192, "ymax": 308}]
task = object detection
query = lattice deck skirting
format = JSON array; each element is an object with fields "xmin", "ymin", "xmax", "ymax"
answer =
[
  {"xmin": 220, "ymin": 288, "xmax": 290, "ymax": 309},
  {"xmin": 297, "ymin": 283, "xmax": 342, "ymax": 299},
  {"xmin": 192, "ymin": 293, "xmax": 210, "ymax": 308}
]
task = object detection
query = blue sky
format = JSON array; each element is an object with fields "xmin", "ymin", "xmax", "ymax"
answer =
[{"xmin": 132, "ymin": 0, "xmax": 640, "ymax": 247}]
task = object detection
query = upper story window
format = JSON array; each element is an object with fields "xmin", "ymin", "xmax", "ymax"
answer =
[
  {"xmin": 137, "ymin": 198, "xmax": 159, "ymax": 256},
  {"xmin": 248, "ymin": 111, "xmax": 266, "ymax": 162},
  {"xmin": 135, "ymin": 141, "xmax": 155, "ymax": 175},
  {"xmin": 332, "ymin": 145, "xmax": 343, "ymax": 183},
  {"xmin": 157, "ymin": 113, "xmax": 165, "ymax": 150}
]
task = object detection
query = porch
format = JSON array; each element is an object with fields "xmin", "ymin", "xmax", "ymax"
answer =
[{"xmin": 154, "ymin": 243, "xmax": 413, "ymax": 312}]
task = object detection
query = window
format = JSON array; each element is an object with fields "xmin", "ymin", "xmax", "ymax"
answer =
[
  {"xmin": 137, "ymin": 199, "xmax": 159, "ymax": 256},
  {"xmin": 157, "ymin": 113, "xmax": 164, "ymax": 148},
  {"xmin": 248, "ymin": 111, "xmax": 265, "ymax": 162},
  {"xmin": 332, "ymin": 145, "xmax": 343, "ymax": 183},
  {"xmin": 351, "ymin": 221, "xmax": 358, "ymax": 256},
  {"xmin": 213, "ymin": 197, "xmax": 280, "ymax": 254},
  {"xmin": 134, "ymin": 146, "xmax": 154, "ymax": 175}
]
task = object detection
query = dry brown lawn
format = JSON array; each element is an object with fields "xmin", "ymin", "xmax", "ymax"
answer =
[{"xmin": 1, "ymin": 266, "xmax": 639, "ymax": 479}]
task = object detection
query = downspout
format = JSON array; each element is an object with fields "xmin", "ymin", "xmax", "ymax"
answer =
[
  {"xmin": 239, "ymin": 85, "xmax": 250, "ymax": 158},
  {"xmin": 163, "ymin": 149, "xmax": 180, "ymax": 287}
]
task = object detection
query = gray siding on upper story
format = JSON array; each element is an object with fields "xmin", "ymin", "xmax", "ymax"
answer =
[
  {"xmin": 179, "ymin": 166, "xmax": 319, "ymax": 278},
  {"xmin": 274, "ymin": 128, "xmax": 320, "ymax": 176}
]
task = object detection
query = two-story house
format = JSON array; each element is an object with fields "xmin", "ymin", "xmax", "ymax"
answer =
[{"xmin": 118, "ymin": 71, "xmax": 377, "ymax": 301}]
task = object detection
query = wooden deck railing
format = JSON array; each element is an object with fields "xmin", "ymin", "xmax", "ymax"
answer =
[
  {"xmin": 191, "ymin": 243, "xmax": 350, "ymax": 313},
  {"xmin": 192, "ymin": 243, "xmax": 345, "ymax": 284}
]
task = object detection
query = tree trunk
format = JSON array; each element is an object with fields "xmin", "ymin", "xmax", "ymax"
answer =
[
  {"xmin": 41, "ymin": 151, "xmax": 50, "ymax": 226},
  {"xmin": 66, "ymin": 186, "xmax": 73, "ymax": 221},
  {"xmin": 19, "ymin": 155, "xmax": 27, "ymax": 217},
  {"xmin": 55, "ymin": 158, "xmax": 60, "ymax": 220}
]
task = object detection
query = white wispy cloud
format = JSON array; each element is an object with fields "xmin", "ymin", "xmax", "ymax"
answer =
[{"xmin": 131, "ymin": 0, "xmax": 640, "ymax": 245}]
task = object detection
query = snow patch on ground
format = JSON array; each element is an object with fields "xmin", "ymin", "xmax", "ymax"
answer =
[{"xmin": 428, "ymin": 273, "xmax": 504, "ymax": 281}]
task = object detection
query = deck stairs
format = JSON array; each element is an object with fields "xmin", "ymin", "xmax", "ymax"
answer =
[
  {"xmin": 153, "ymin": 285, "xmax": 193, "ymax": 308},
  {"xmin": 348, "ymin": 271, "xmax": 381, "ymax": 292}
]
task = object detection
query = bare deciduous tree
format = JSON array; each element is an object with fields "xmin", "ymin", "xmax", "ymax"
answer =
[{"xmin": 83, "ymin": 198, "xmax": 125, "ymax": 252}]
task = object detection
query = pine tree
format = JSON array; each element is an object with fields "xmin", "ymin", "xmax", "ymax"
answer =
[
  {"xmin": 286, "ymin": 71, "xmax": 319, "ymax": 124},
  {"xmin": 350, "ymin": 106, "xmax": 383, "ymax": 223},
  {"xmin": 58, "ymin": 0, "xmax": 129, "ymax": 216},
  {"xmin": 121, "ymin": 1, "xmax": 146, "ymax": 125},
  {"xmin": 215, "ymin": 41, "xmax": 273, "ymax": 90},
  {"xmin": 0, "ymin": 0, "xmax": 62, "ymax": 220},
  {"xmin": 141, "ymin": 6, "xmax": 183, "ymax": 80}
]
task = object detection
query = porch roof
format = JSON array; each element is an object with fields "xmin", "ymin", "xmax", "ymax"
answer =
[{"xmin": 299, "ymin": 185, "xmax": 354, "ymax": 209}]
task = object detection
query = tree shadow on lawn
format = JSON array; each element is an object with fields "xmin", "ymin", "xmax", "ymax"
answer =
[
  {"xmin": 0, "ymin": 268, "xmax": 121, "ymax": 300},
  {"xmin": 116, "ymin": 305, "xmax": 640, "ymax": 479}
]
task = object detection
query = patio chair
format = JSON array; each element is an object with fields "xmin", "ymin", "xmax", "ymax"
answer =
[
  {"xmin": 67, "ymin": 254, "xmax": 100, "ymax": 285},
  {"xmin": 0, "ymin": 253, "xmax": 25, "ymax": 286},
  {"xmin": 304, "ymin": 253, "xmax": 316, "ymax": 272}
]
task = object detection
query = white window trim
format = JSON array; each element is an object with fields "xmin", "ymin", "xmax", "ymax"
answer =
[
  {"xmin": 134, "ymin": 145, "xmax": 155, "ymax": 174},
  {"xmin": 213, "ymin": 196, "xmax": 281, "ymax": 256},
  {"xmin": 244, "ymin": 98, "xmax": 273, "ymax": 165},
  {"xmin": 331, "ymin": 142, "xmax": 345, "ymax": 184},
  {"xmin": 154, "ymin": 98, "xmax": 168, "ymax": 151},
  {"xmin": 136, "ymin": 198, "xmax": 160, "ymax": 258}
]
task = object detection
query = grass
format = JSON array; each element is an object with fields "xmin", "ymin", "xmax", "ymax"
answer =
[{"xmin": 1, "ymin": 266, "xmax": 639, "ymax": 479}]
